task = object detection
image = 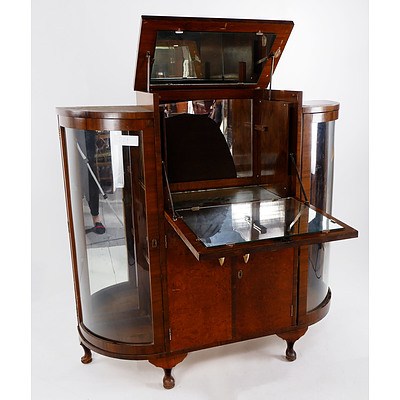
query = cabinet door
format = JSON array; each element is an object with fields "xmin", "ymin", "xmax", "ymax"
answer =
[
  {"xmin": 234, "ymin": 248, "xmax": 296, "ymax": 338},
  {"xmin": 62, "ymin": 125, "xmax": 164, "ymax": 352},
  {"xmin": 166, "ymin": 228, "xmax": 233, "ymax": 352}
]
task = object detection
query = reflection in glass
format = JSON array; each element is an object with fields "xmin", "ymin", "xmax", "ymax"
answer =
[
  {"xmin": 307, "ymin": 121, "xmax": 336, "ymax": 311},
  {"xmin": 172, "ymin": 185, "xmax": 280, "ymax": 210},
  {"xmin": 176, "ymin": 196, "xmax": 343, "ymax": 248},
  {"xmin": 65, "ymin": 129, "xmax": 154, "ymax": 343},
  {"xmin": 74, "ymin": 131, "xmax": 128, "ymax": 295},
  {"xmin": 152, "ymin": 31, "xmax": 276, "ymax": 84}
]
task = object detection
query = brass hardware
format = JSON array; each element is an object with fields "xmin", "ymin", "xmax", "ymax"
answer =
[
  {"xmin": 218, "ymin": 257, "xmax": 225, "ymax": 266},
  {"xmin": 243, "ymin": 254, "xmax": 250, "ymax": 264},
  {"xmin": 238, "ymin": 269, "xmax": 243, "ymax": 279}
]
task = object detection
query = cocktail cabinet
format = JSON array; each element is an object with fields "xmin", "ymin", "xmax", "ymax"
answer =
[{"xmin": 57, "ymin": 16, "xmax": 357, "ymax": 389}]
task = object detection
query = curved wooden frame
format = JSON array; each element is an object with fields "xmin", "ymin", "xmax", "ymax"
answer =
[
  {"xmin": 58, "ymin": 105, "xmax": 166, "ymax": 358},
  {"xmin": 305, "ymin": 288, "xmax": 332, "ymax": 326},
  {"xmin": 57, "ymin": 96, "xmax": 356, "ymax": 389}
]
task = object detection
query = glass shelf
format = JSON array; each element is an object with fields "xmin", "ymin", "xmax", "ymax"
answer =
[{"xmin": 175, "ymin": 195, "xmax": 342, "ymax": 248}]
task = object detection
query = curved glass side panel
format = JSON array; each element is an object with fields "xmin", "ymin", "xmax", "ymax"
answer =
[
  {"xmin": 65, "ymin": 129, "xmax": 153, "ymax": 343},
  {"xmin": 307, "ymin": 121, "xmax": 335, "ymax": 311}
]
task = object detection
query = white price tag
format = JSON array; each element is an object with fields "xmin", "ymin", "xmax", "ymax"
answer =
[{"xmin": 119, "ymin": 135, "xmax": 139, "ymax": 147}]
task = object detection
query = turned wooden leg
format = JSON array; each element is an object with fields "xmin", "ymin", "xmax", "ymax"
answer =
[
  {"xmin": 277, "ymin": 327, "xmax": 308, "ymax": 362},
  {"xmin": 80, "ymin": 343, "xmax": 92, "ymax": 364},
  {"xmin": 149, "ymin": 353, "xmax": 187, "ymax": 389}
]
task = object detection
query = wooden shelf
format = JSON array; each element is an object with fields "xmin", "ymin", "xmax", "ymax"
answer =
[{"xmin": 86, "ymin": 281, "xmax": 154, "ymax": 344}]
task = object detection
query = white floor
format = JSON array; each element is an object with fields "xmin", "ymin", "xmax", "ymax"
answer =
[
  {"xmin": 87, "ymin": 245, "xmax": 129, "ymax": 294},
  {"xmin": 32, "ymin": 168, "xmax": 368, "ymax": 400},
  {"xmin": 32, "ymin": 238, "xmax": 368, "ymax": 400},
  {"xmin": 28, "ymin": 1, "xmax": 372, "ymax": 398},
  {"xmin": 31, "ymin": 168, "xmax": 369, "ymax": 400},
  {"xmin": 83, "ymin": 191, "xmax": 131, "ymax": 294}
]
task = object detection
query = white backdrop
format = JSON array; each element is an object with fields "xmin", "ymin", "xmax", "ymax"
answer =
[{"xmin": 32, "ymin": 1, "xmax": 368, "ymax": 399}]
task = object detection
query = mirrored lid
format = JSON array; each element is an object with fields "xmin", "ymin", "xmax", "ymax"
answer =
[{"xmin": 134, "ymin": 16, "xmax": 294, "ymax": 92}]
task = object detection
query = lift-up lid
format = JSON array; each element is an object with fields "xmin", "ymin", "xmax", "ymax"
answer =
[
  {"xmin": 165, "ymin": 186, "xmax": 358, "ymax": 261},
  {"xmin": 134, "ymin": 15, "xmax": 293, "ymax": 92}
]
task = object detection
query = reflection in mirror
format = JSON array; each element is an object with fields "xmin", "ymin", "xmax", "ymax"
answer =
[
  {"xmin": 74, "ymin": 130, "xmax": 133, "ymax": 295},
  {"xmin": 152, "ymin": 31, "xmax": 276, "ymax": 84},
  {"xmin": 176, "ymin": 197, "xmax": 344, "ymax": 248}
]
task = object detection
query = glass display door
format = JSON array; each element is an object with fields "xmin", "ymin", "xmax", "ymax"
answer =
[{"xmin": 64, "ymin": 128, "xmax": 154, "ymax": 344}]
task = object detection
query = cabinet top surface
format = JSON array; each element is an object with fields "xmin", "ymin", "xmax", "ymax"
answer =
[
  {"xmin": 302, "ymin": 100, "xmax": 340, "ymax": 114},
  {"xmin": 56, "ymin": 105, "xmax": 154, "ymax": 119},
  {"xmin": 134, "ymin": 15, "xmax": 294, "ymax": 92}
]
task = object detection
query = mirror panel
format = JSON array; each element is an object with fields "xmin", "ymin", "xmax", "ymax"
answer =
[{"xmin": 152, "ymin": 31, "xmax": 276, "ymax": 85}]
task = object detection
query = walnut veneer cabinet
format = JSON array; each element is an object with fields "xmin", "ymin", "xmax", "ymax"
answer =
[{"xmin": 57, "ymin": 16, "xmax": 358, "ymax": 389}]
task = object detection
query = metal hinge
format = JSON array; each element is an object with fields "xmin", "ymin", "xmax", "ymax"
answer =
[
  {"xmin": 168, "ymin": 328, "xmax": 172, "ymax": 341},
  {"xmin": 290, "ymin": 305, "xmax": 294, "ymax": 317}
]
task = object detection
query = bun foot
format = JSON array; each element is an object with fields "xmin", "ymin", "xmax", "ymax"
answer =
[
  {"xmin": 285, "ymin": 342, "xmax": 297, "ymax": 361},
  {"xmin": 149, "ymin": 353, "xmax": 187, "ymax": 390},
  {"xmin": 277, "ymin": 327, "xmax": 308, "ymax": 362},
  {"xmin": 163, "ymin": 368, "xmax": 175, "ymax": 389},
  {"xmin": 80, "ymin": 343, "xmax": 92, "ymax": 364}
]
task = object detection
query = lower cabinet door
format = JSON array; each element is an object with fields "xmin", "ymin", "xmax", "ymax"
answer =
[
  {"xmin": 234, "ymin": 248, "xmax": 296, "ymax": 338},
  {"xmin": 166, "ymin": 229, "xmax": 233, "ymax": 352}
]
